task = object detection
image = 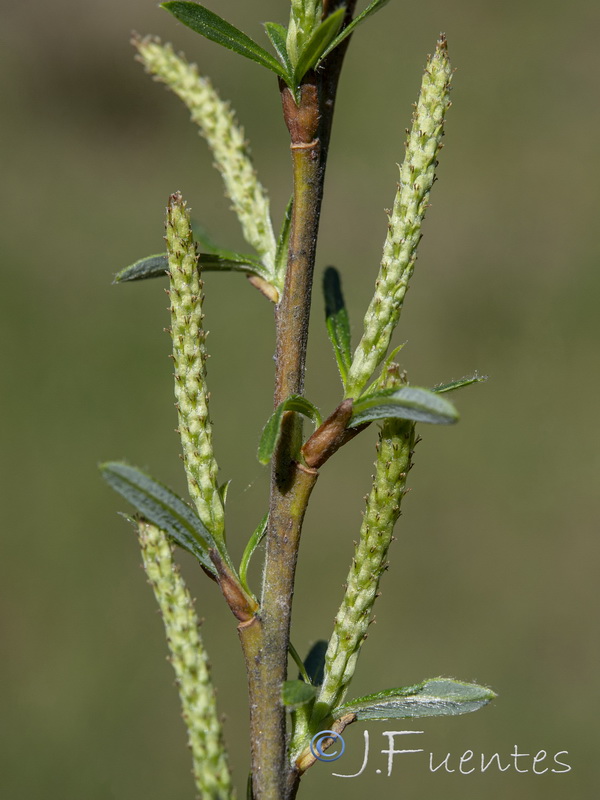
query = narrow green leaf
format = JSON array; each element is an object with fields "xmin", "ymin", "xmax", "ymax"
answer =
[
  {"xmin": 264, "ymin": 22, "xmax": 293, "ymax": 77},
  {"xmin": 323, "ymin": 267, "xmax": 351, "ymax": 385},
  {"xmin": 217, "ymin": 480, "xmax": 231, "ymax": 506},
  {"xmin": 303, "ymin": 640, "xmax": 328, "ymax": 687},
  {"xmin": 114, "ymin": 251, "xmax": 270, "ymax": 284},
  {"xmin": 196, "ymin": 251, "xmax": 269, "ymax": 276},
  {"xmin": 274, "ymin": 195, "xmax": 293, "ymax": 286},
  {"xmin": 349, "ymin": 386, "xmax": 459, "ymax": 427},
  {"xmin": 117, "ymin": 511, "xmax": 139, "ymax": 531},
  {"xmin": 289, "ymin": 641, "xmax": 312, "ymax": 684},
  {"xmin": 162, "ymin": 2, "xmax": 287, "ymax": 78},
  {"xmin": 113, "ymin": 254, "xmax": 168, "ymax": 283},
  {"xmin": 360, "ymin": 344, "xmax": 407, "ymax": 397},
  {"xmin": 433, "ymin": 372, "xmax": 488, "ymax": 393},
  {"xmin": 293, "ymin": 7, "xmax": 345, "ymax": 83},
  {"xmin": 282, "ymin": 679, "xmax": 318, "ymax": 709},
  {"xmin": 239, "ymin": 512, "xmax": 268, "ymax": 596},
  {"xmin": 318, "ymin": 0, "xmax": 392, "ymax": 65},
  {"xmin": 333, "ymin": 678, "xmax": 496, "ymax": 721},
  {"xmin": 257, "ymin": 395, "xmax": 322, "ymax": 465},
  {"xmin": 100, "ymin": 461, "xmax": 218, "ymax": 573}
]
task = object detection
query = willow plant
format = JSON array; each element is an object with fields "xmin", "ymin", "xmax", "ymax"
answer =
[{"xmin": 101, "ymin": 2, "xmax": 494, "ymax": 799}]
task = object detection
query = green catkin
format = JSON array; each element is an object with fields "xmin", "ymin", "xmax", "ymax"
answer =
[
  {"xmin": 166, "ymin": 193, "xmax": 224, "ymax": 540},
  {"xmin": 138, "ymin": 520, "xmax": 234, "ymax": 800},
  {"xmin": 345, "ymin": 36, "xmax": 452, "ymax": 398},
  {"xmin": 318, "ymin": 370, "xmax": 416, "ymax": 712},
  {"xmin": 134, "ymin": 36, "xmax": 277, "ymax": 275}
]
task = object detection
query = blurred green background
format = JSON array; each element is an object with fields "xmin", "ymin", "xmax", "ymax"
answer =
[{"xmin": 2, "ymin": 0, "xmax": 598, "ymax": 797}]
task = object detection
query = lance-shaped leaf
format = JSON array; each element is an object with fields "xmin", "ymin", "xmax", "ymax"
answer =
[
  {"xmin": 264, "ymin": 22, "xmax": 292, "ymax": 76},
  {"xmin": 293, "ymin": 7, "xmax": 345, "ymax": 84},
  {"xmin": 162, "ymin": 2, "xmax": 288, "ymax": 79},
  {"xmin": 113, "ymin": 254, "xmax": 168, "ymax": 283},
  {"xmin": 239, "ymin": 512, "xmax": 268, "ymax": 597},
  {"xmin": 303, "ymin": 640, "xmax": 328, "ymax": 687},
  {"xmin": 257, "ymin": 395, "xmax": 322, "ymax": 465},
  {"xmin": 114, "ymin": 251, "xmax": 271, "ymax": 284},
  {"xmin": 289, "ymin": 641, "xmax": 312, "ymax": 684},
  {"xmin": 100, "ymin": 462, "xmax": 218, "ymax": 574},
  {"xmin": 360, "ymin": 344, "xmax": 406, "ymax": 398},
  {"xmin": 433, "ymin": 372, "xmax": 488, "ymax": 394},
  {"xmin": 217, "ymin": 480, "xmax": 231, "ymax": 506},
  {"xmin": 333, "ymin": 678, "xmax": 496, "ymax": 721},
  {"xmin": 323, "ymin": 267, "xmax": 351, "ymax": 385},
  {"xmin": 283, "ymin": 680, "xmax": 318, "ymax": 710},
  {"xmin": 349, "ymin": 386, "xmax": 459, "ymax": 427},
  {"xmin": 318, "ymin": 0, "xmax": 392, "ymax": 65}
]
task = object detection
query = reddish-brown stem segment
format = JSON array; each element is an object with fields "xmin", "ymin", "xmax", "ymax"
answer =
[{"xmin": 301, "ymin": 400, "xmax": 372, "ymax": 469}]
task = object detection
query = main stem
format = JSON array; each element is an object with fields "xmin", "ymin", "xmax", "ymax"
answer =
[
  {"xmin": 242, "ymin": 80, "xmax": 323, "ymax": 800},
  {"xmin": 241, "ymin": 8, "xmax": 357, "ymax": 798}
]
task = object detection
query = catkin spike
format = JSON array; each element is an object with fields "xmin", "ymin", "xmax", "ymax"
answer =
[
  {"xmin": 138, "ymin": 521, "xmax": 234, "ymax": 800},
  {"xmin": 166, "ymin": 192, "xmax": 224, "ymax": 540},
  {"xmin": 134, "ymin": 36, "xmax": 277, "ymax": 275},
  {"xmin": 346, "ymin": 36, "xmax": 452, "ymax": 398},
  {"xmin": 318, "ymin": 369, "xmax": 416, "ymax": 712}
]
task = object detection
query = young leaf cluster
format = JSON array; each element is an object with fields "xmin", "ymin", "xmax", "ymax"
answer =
[{"xmin": 162, "ymin": 1, "xmax": 391, "ymax": 98}]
